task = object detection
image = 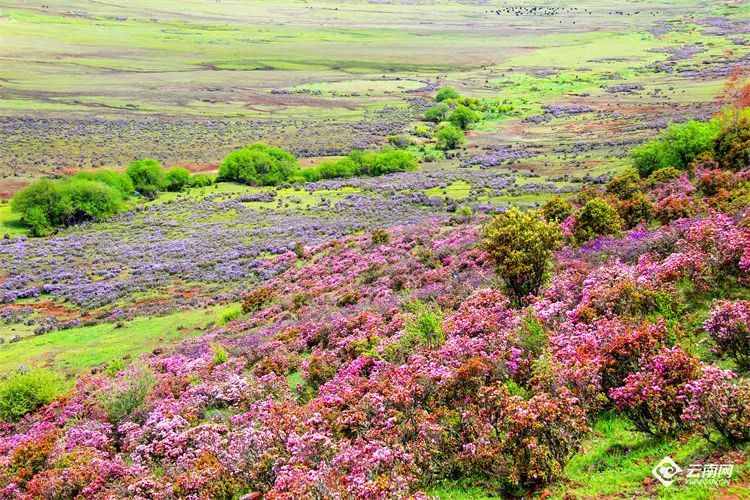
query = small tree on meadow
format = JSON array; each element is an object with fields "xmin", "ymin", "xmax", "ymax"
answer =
[
  {"xmin": 435, "ymin": 86, "xmax": 460, "ymax": 102},
  {"xmin": 162, "ymin": 167, "xmax": 191, "ymax": 192},
  {"xmin": 436, "ymin": 123, "xmax": 465, "ymax": 149},
  {"xmin": 448, "ymin": 105, "xmax": 482, "ymax": 130},
  {"xmin": 126, "ymin": 158, "xmax": 164, "ymax": 199},
  {"xmin": 482, "ymin": 208, "xmax": 561, "ymax": 305},
  {"xmin": 424, "ymin": 103, "xmax": 450, "ymax": 123}
]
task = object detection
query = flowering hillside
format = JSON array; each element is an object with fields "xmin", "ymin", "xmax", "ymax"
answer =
[{"xmin": 2, "ymin": 117, "xmax": 750, "ymax": 497}]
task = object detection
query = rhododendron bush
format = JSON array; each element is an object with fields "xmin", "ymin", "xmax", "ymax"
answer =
[{"xmin": 1, "ymin": 141, "xmax": 750, "ymax": 497}]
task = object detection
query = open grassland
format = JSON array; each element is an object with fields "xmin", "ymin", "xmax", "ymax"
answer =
[{"xmin": 0, "ymin": 0, "xmax": 747, "ymax": 181}]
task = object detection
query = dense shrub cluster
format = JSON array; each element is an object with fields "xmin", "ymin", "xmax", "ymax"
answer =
[
  {"xmin": 13, "ymin": 159, "xmax": 214, "ymax": 235},
  {"xmin": 0, "ymin": 370, "xmax": 66, "ymax": 422},
  {"xmin": 299, "ymin": 148, "xmax": 417, "ymax": 182},
  {"xmin": 632, "ymin": 119, "xmax": 720, "ymax": 176},
  {"xmin": 218, "ymin": 143, "xmax": 299, "ymax": 186},
  {"xmin": 632, "ymin": 109, "xmax": 750, "ymax": 177},
  {"xmin": 12, "ymin": 178, "xmax": 124, "ymax": 236}
]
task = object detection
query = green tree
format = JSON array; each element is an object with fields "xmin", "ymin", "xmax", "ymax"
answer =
[
  {"xmin": 12, "ymin": 178, "xmax": 121, "ymax": 235},
  {"xmin": 436, "ymin": 123, "xmax": 465, "ymax": 149},
  {"xmin": 11, "ymin": 179, "xmax": 65, "ymax": 236},
  {"xmin": 63, "ymin": 179, "xmax": 122, "ymax": 225},
  {"xmin": 633, "ymin": 120, "xmax": 719, "ymax": 177},
  {"xmin": 448, "ymin": 105, "xmax": 482, "ymax": 130},
  {"xmin": 218, "ymin": 143, "xmax": 298, "ymax": 186},
  {"xmin": 162, "ymin": 167, "xmax": 192, "ymax": 192},
  {"xmin": 435, "ymin": 86, "xmax": 460, "ymax": 102},
  {"xmin": 126, "ymin": 158, "xmax": 164, "ymax": 199},
  {"xmin": 573, "ymin": 198, "xmax": 622, "ymax": 243},
  {"xmin": 75, "ymin": 169, "xmax": 133, "ymax": 198},
  {"xmin": 482, "ymin": 208, "xmax": 561, "ymax": 304},
  {"xmin": 425, "ymin": 103, "xmax": 450, "ymax": 123}
]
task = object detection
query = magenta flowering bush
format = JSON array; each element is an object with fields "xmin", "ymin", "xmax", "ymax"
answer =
[
  {"xmin": 684, "ymin": 366, "xmax": 750, "ymax": 443},
  {"xmin": 610, "ymin": 347, "xmax": 703, "ymax": 436},
  {"xmin": 704, "ymin": 300, "xmax": 750, "ymax": 370},
  {"xmin": 462, "ymin": 384, "xmax": 588, "ymax": 491}
]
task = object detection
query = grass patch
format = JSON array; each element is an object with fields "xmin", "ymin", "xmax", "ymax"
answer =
[{"xmin": 0, "ymin": 306, "xmax": 225, "ymax": 375}]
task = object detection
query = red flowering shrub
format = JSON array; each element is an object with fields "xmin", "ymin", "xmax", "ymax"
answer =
[
  {"xmin": 610, "ymin": 347, "xmax": 702, "ymax": 436},
  {"xmin": 242, "ymin": 286, "xmax": 276, "ymax": 314},
  {"xmin": 654, "ymin": 193, "xmax": 698, "ymax": 224},
  {"xmin": 463, "ymin": 384, "xmax": 588, "ymax": 493},
  {"xmin": 696, "ymin": 168, "xmax": 735, "ymax": 197},
  {"xmin": 600, "ymin": 320, "xmax": 669, "ymax": 392},
  {"xmin": 616, "ymin": 193, "xmax": 654, "ymax": 229}
]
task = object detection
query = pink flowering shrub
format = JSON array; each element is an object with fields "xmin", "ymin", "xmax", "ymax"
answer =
[
  {"xmin": 462, "ymin": 384, "xmax": 588, "ymax": 493},
  {"xmin": 610, "ymin": 347, "xmax": 703, "ymax": 436},
  {"xmin": 684, "ymin": 366, "xmax": 750, "ymax": 443},
  {"xmin": 704, "ymin": 300, "xmax": 750, "ymax": 370}
]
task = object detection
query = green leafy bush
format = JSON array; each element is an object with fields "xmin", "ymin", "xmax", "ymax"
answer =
[
  {"xmin": 74, "ymin": 169, "xmax": 133, "ymax": 198},
  {"xmin": 425, "ymin": 103, "xmax": 451, "ymax": 122},
  {"xmin": 448, "ymin": 105, "xmax": 482, "ymax": 130},
  {"xmin": 219, "ymin": 304, "xmax": 242, "ymax": 325},
  {"xmin": 573, "ymin": 198, "xmax": 622, "ymax": 244},
  {"xmin": 298, "ymin": 149, "xmax": 417, "ymax": 182},
  {"xmin": 317, "ymin": 157, "xmax": 360, "ymax": 179},
  {"xmin": 541, "ymin": 197, "xmax": 573, "ymax": 222},
  {"xmin": 162, "ymin": 167, "xmax": 191, "ymax": 192},
  {"xmin": 101, "ymin": 366, "xmax": 154, "ymax": 424},
  {"xmin": 126, "ymin": 158, "xmax": 164, "ymax": 199},
  {"xmin": 355, "ymin": 149, "xmax": 417, "ymax": 176},
  {"xmin": 211, "ymin": 343, "xmax": 229, "ymax": 366},
  {"xmin": 12, "ymin": 178, "xmax": 122, "ymax": 236},
  {"xmin": 633, "ymin": 120, "xmax": 719, "ymax": 176},
  {"xmin": 483, "ymin": 208, "xmax": 561, "ymax": 304},
  {"xmin": 435, "ymin": 86, "xmax": 460, "ymax": 102},
  {"xmin": 0, "ymin": 370, "xmax": 66, "ymax": 422},
  {"xmin": 436, "ymin": 123, "xmax": 465, "ymax": 149},
  {"xmin": 218, "ymin": 143, "xmax": 298, "ymax": 186},
  {"xmin": 188, "ymin": 173, "xmax": 215, "ymax": 188}
]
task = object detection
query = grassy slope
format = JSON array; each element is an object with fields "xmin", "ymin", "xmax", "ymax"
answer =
[{"xmin": 0, "ymin": 305, "xmax": 230, "ymax": 374}]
